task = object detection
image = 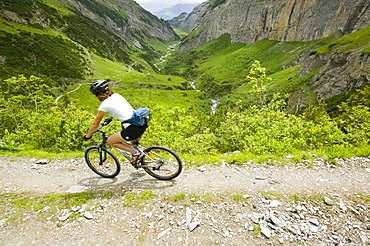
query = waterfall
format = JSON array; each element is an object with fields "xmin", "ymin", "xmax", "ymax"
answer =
[
  {"xmin": 210, "ymin": 99, "xmax": 220, "ymax": 114},
  {"xmin": 188, "ymin": 81, "xmax": 219, "ymax": 114}
]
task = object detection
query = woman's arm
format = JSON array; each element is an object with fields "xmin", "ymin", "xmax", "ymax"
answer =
[{"xmin": 85, "ymin": 110, "xmax": 106, "ymax": 138}]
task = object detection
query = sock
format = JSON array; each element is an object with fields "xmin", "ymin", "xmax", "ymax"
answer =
[{"xmin": 131, "ymin": 149, "xmax": 138, "ymax": 155}]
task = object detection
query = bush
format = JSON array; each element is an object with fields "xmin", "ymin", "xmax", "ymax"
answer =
[
  {"xmin": 0, "ymin": 75, "xmax": 94, "ymax": 151},
  {"xmin": 213, "ymin": 104, "xmax": 346, "ymax": 155},
  {"xmin": 143, "ymin": 106, "xmax": 216, "ymax": 155},
  {"xmin": 10, "ymin": 103, "xmax": 93, "ymax": 151}
]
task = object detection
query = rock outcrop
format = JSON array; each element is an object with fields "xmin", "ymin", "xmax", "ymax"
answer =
[
  {"xmin": 74, "ymin": 0, "xmax": 178, "ymax": 43},
  {"xmin": 302, "ymin": 50, "xmax": 370, "ymax": 100},
  {"xmin": 169, "ymin": 2, "xmax": 210, "ymax": 32}
]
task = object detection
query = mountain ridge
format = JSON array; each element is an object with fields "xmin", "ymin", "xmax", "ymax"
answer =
[
  {"xmin": 179, "ymin": 0, "xmax": 370, "ymax": 53},
  {"xmin": 154, "ymin": 3, "xmax": 199, "ymax": 20},
  {"xmin": 0, "ymin": 0, "xmax": 178, "ymax": 82}
]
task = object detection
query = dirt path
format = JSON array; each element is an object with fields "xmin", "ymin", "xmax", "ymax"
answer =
[{"xmin": 0, "ymin": 156, "xmax": 369, "ymax": 245}]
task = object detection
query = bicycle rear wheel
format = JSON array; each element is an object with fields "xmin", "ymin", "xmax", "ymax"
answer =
[
  {"xmin": 141, "ymin": 145, "xmax": 182, "ymax": 180},
  {"xmin": 84, "ymin": 146, "xmax": 120, "ymax": 178}
]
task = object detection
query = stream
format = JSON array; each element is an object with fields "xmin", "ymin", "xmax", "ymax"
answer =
[
  {"xmin": 154, "ymin": 42, "xmax": 180, "ymax": 71},
  {"xmin": 155, "ymin": 43, "xmax": 220, "ymax": 114}
]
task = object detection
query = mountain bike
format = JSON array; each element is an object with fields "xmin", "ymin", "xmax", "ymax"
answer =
[{"xmin": 84, "ymin": 118, "xmax": 182, "ymax": 180}]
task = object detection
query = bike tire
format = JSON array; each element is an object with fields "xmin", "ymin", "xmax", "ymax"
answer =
[
  {"xmin": 84, "ymin": 146, "xmax": 121, "ymax": 178},
  {"xmin": 141, "ymin": 145, "xmax": 182, "ymax": 180}
]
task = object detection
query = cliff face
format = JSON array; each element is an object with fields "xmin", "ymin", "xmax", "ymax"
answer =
[
  {"xmin": 169, "ymin": 2, "xmax": 210, "ymax": 32},
  {"xmin": 300, "ymin": 49, "xmax": 370, "ymax": 100},
  {"xmin": 1, "ymin": 0, "xmax": 178, "ymax": 47},
  {"xmin": 178, "ymin": 0, "xmax": 370, "ymax": 103},
  {"xmin": 0, "ymin": 0, "xmax": 178, "ymax": 80},
  {"xmin": 64, "ymin": 0, "xmax": 178, "ymax": 44},
  {"xmin": 179, "ymin": 0, "xmax": 370, "ymax": 53}
]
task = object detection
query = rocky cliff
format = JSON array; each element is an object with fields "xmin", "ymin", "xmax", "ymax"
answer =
[
  {"xmin": 169, "ymin": 2, "xmax": 210, "ymax": 32},
  {"xmin": 1, "ymin": 0, "xmax": 177, "ymax": 49},
  {"xmin": 0, "ymin": 0, "xmax": 179, "ymax": 80},
  {"xmin": 66, "ymin": 0, "xmax": 178, "ymax": 44},
  {"xmin": 177, "ymin": 0, "xmax": 370, "ymax": 104},
  {"xmin": 179, "ymin": 0, "xmax": 370, "ymax": 54}
]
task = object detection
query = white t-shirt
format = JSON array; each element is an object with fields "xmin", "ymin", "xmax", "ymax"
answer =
[{"xmin": 98, "ymin": 93, "xmax": 134, "ymax": 122}]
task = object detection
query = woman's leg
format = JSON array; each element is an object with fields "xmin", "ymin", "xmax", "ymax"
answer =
[{"xmin": 107, "ymin": 132, "xmax": 133, "ymax": 152}]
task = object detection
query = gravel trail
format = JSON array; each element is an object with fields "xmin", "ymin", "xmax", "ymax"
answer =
[{"xmin": 0, "ymin": 156, "xmax": 369, "ymax": 245}]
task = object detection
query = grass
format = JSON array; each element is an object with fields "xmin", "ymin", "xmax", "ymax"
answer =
[
  {"xmin": 43, "ymin": 0, "xmax": 74, "ymax": 16},
  {"xmin": 0, "ymin": 18, "xmax": 61, "ymax": 36},
  {"xmin": 122, "ymin": 191, "xmax": 157, "ymax": 207},
  {"xmin": 260, "ymin": 191, "xmax": 283, "ymax": 200},
  {"xmin": 69, "ymin": 84, "xmax": 203, "ymax": 113},
  {"xmin": 315, "ymin": 26, "xmax": 370, "ymax": 54},
  {"xmin": 1, "ymin": 188, "xmax": 369, "ymax": 226},
  {"xmin": 173, "ymin": 28, "xmax": 188, "ymax": 39},
  {"xmin": 0, "ymin": 191, "xmax": 106, "ymax": 223},
  {"xmin": 191, "ymin": 35, "xmax": 320, "ymax": 90},
  {"xmin": 2, "ymin": 143, "xmax": 368, "ymax": 167}
]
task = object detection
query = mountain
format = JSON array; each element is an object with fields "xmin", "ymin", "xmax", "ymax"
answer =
[
  {"xmin": 154, "ymin": 3, "xmax": 199, "ymax": 20},
  {"xmin": 179, "ymin": 0, "xmax": 369, "ymax": 53},
  {"xmin": 168, "ymin": 2, "xmax": 209, "ymax": 32},
  {"xmin": 165, "ymin": 0, "xmax": 370, "ymax": 112},
  {"xmin": 0, "ymin": 0, "xmax": 178, "ymax": 84}
]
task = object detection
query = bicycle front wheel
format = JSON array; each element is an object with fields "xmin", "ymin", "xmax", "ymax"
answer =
[
  {"xmin": 84, "ymin": 146, "xmax": 121, "ymax": 178},
  {"xmin": 141, "ymin": 146, "xmax": 182, "ymax": 180}
]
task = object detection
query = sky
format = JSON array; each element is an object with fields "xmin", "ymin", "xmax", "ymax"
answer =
[
  {"xmin": 135, "ymin": 0, "xmax": 204, "ymax": 4},
  {"xmin": 135, "ymin": 0, "xmax": 205, "ymax": 13}
]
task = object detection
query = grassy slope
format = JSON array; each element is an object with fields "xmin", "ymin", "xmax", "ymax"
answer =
[
  {"xmin": 170, "ymin": 27, "xmax": 369, "ymax": 111},
  {"xmin": 315, "ymin": 25, "xmax": 370, "ymax": 54},
  {"xmin": 0, "ymin": 0, "xmax": 204, "ymax": 112}
]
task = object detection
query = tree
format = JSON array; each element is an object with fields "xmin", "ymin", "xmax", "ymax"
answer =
[{"xmin": 245, "ymin": 60, "xmax": 271, "ymax": 107}]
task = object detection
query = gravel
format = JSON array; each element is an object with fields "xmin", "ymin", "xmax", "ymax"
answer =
[{"xmin": 0, "ymin": 155, "xmax": 369, "ymax": 245}]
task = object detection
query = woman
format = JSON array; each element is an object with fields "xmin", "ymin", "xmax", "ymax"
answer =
[{"xmin": 83, "ymin": 79, "xmax": 147, "ymax": 164}]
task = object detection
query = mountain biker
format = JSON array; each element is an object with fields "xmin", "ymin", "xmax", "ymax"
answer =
[{"xmin": 83, "ymin": 79, "xmax": 147, "ymax": 163}]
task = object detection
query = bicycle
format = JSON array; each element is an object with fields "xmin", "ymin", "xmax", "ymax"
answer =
[{"xmin": 84, "ymin": 118, "xmax": 182, "ymax": 180}]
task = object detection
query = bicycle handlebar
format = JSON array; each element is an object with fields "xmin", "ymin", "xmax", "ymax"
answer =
[
  {"xmin": 102, "ymin": 117, "xmax": 113, "ymax": 126},
  {"xmin": 94, "ymin": 117, "xmax": 112, "ymax": 133}
]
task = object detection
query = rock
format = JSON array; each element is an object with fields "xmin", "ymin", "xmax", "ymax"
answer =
[
  {"xmin": 309, "ymin": 224, "xmax": 319, "ymax": 233},
  {"xmin": 339, "ymin": 199, "xmax": 347, "ymax": 211},
  {"xmin": 250, "ymin": 213, "xmax": 264, "ymax": 224},
  {"xmin": 308, "ymin": 218, "xmax": 320, "ymax": 226},
  {"xmin": 145, "ymin": 212, "xmax": 153, "ymax": 219},
  {"xmin": 67, "ymin": 185, "xmax": 87, "ymax": 193},
  {"xmin": 35, "ymin": 159, "xmax": 49, "ymax": 164},
  {"xmin": 260, "ymin": 225, "xmax": 271, "ymax": 238},
  {"xmin": 360, "ymin": 232, "xmax": 369, "ymax": 244},
  {"xmin": 57, "ymin": 211, "xmax": 71, "ymax": 222},
  {"xmin": 186, "ymin": 207, "xmax": 201, "ymax": 231},
  {"xmin": 179, "ymin": 0, "xmax": 369, "ymax": 54},
  {"xmin": 197, "ymin": 166, "xmax": 207, "ymax": 172},
  {"xmin": 255, "ymin": 176, "xmax": 268, "ymax": 180},
  {"xmin": 0, "ymin": 218, "xmax": 7, "ymax": 226},
  {"xmin": 157, "ymin": 228, "xmax": 171, "ymax": 239},
  {"xmin": 270, "ymin": 215, "xmax": 285, "ymax": 228},
  {"xmin": 158, "ymin": 214, "xmax": 164, "ymax": 221},
  {"xmin": 324, "ymin": 197, "xmax": 334, "ymax": 205},
  {"xmin": 269, "ymin": 200, "xmax": 282, "ymax": 207},
  {"xmin": 83, "ymin": 211, "xmax": 93, "ymax": 219}
]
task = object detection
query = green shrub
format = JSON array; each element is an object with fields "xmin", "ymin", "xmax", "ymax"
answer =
[
  {"xmin": 213, "ymin": 104, "xmax": 346, "ymax": 155},
  {"xmin": 143, "ymin": 106, "xmax": 216, "ymax": 155},
  {"xmin": 336, "ymin": 85, "xmax": 370, "ymax": 145},
  {"xmin": 0, "ymin": 75, "xmax": 94, "ymax": 151}
]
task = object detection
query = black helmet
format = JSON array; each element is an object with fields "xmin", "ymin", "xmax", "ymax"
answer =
[{"xmin": 90, "ymin": 79, "xmax": 108, "ymax": 94}]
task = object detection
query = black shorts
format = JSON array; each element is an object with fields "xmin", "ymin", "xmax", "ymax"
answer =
[{"xmin": 120, "ymin": 124, "xmax": 147, "ymax": 141}]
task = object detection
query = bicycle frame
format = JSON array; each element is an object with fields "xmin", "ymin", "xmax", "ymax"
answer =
[
  {"xmin": 94, "ymin": 125, "xmax": 140, "ymax": 163},
  {"xmin": 86, "ymin": 120, "xmax": 183, "ymax": 180}
]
